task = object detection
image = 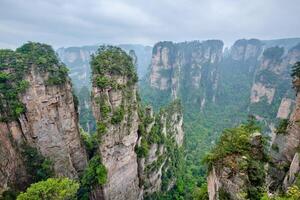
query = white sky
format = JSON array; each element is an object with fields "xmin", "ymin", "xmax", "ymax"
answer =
[{"xmin": 1, "ymin": 0, "xmax": 300, "ymax": 49}]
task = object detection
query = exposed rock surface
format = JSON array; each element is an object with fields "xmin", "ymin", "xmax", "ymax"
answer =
[
  {"xmin": 0, "ymin": 43, "xmax": 88, "ymax": 196},
  {"xmin": 91, "ymin": 47, "xmax": 141, "ymax": 199},
  {"xmin": 277, "ymin": 98, "xmax": 294, "ymax": 119},
  {"xmin": 268, "ymin": 76, "xmax": 300, "ymax": 192},
  {"xmin": 207, "ymin": 133, "xmax": 265, "ymax": 200},
  {"xmin": 149, "ymin": 40, "xmax": 223, "ymax": 101},
  {"xmin": 137, "ymin": 101, "xmax": 184, "ymax": 198}
]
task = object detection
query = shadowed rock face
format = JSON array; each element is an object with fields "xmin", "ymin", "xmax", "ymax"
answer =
[{"xmin": 0, "ymin": 43, "xmax": 88, "ymax": 195}]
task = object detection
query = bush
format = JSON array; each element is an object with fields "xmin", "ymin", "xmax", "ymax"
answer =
[
  {"xmin": 135, "ymin": 138, "xmax": 149, "ymax": 158},
  {"xmin": 80, "ymin": 129, "xmax": 98, "ymax": 158},
  {"xmin": 96, "ymin": 122, "xmax": 107, "ymax": 136},
  {"xmin": 81, "ymin": 155, "xmax": 107, "ymax": 187},
  {"xmin": 275, "ymin": 119, "xmax": 289, "ymax": 135},
  {"xmin": 111, "ymin": 106, "xmax": 125, "ymax": 124},
  {"xmin": 21, "ymin": 144, "xmax": 54, "ymax": 182},
  {"xmin": 17, "ymin": 178, "xmax": 79, "ymax": 200},
  {"xmin": 91, "ymin": 45, "xmax": 138, "ymax": 87}
]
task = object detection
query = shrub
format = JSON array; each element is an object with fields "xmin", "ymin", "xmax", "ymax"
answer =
[
  {"xmin": 81, "ymin": 155, "xmax": 107, "ymax": 187},
  {"xmin": 96, "ymin": 122, "xmax": 107, "ymax": 136},
  {"xmin": 17, "ymin": 178, "xmax": 79, "ymax": 200},
  {"xmin": 80, "ymin": 129, "xmax": 98, "ymax": 158},
  {"xmin": 21, "ymin": 144, "xmax": 54, "ymax": 182},
  {"xmin": 111, "ymin": 106, "xmax": 125, "ymax": 124},
  {"xmin": 135, "ymin": 138, "xmax": 149, "ymax": 158},
  {"xmin": 91, "ymin": 45, "xmax": 138, "ymax": 87},
  {"xmin": 275, "ymin": 119, "xmax": 289, "ymax": 135}
]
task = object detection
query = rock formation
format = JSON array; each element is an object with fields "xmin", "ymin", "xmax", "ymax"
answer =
[
  {"xmin": 0, "ymin": 42, "xmax": 88, "ymax": 196},
  {"xmin": 137, "ymin": 100, "xmax": 184, "ymax": 198},
  {"xmin": 90, "ymin": 46, "xmax": 185, "ymax": 199},
  {"xmin": 149, "ymin": 40, "xmax": 223, "ymax": 101}
]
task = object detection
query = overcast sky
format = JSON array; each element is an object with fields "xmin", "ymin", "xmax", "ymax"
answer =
[{"xmin": 1, "ymin": 0, "xmax": 300, "ymax": 49}]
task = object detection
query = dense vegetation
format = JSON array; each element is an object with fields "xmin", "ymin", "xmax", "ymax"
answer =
[
  {"xmin": 91, "ymin": 45, "xmax": 138, "ymax": 88},
  {"xmin": 17, "ymin": 178, "xmax": 79, "ymax": 200},
  {"xmin": 139, "ymin": 40, "xmax": 298, "ymax": 199},
  {"xmin": 202, "ymin": 118, "xmax": 268, "ymax": 199},
  {"xmin": 0, "ymin": 42, "xmax": 69, "ymax": 122}
]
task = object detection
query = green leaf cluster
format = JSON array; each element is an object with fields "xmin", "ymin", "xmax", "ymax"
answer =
[
  {"xmin": 21, "ymin": 144, "xmax": 54, "ymax": 183},
  {"xmin": 17, "ymin": 178, "xmax": 79, "ymax": 200}
]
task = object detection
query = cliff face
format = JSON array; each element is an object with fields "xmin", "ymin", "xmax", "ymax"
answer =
[
  {"xmin": 0, "ymin": 42, "xmax": 87, "ymax": 195},
  {"xmin": 149, "ymin": 40, "xmax": 223, "ymax": 102},
  {"xmin": 249, "ymin": 45, "xmax": 300, "ymax": 122},
  {"xmin": 90, "ymin": 46, "xmax": 185, "ymax": 199},
  {"xmin": 58, "ymin": 45, "xmax": 152, "ymax": 133},
  {"xmin": 206, "ymin": 127, "xmax": 266, "ymax": 200},
  {"xmin": 230, "ymin": 39, "xmax": 263, "ymax": 62},
  {"xmin": 268, "ymin": 69, "xmax": 300, "ymax": 192},
  {"xmin": 137, "ymin": 100, "xmax": 184, "ymax": 197},
  {"xmin": 91, "ymin": 46, "xmax": 141, "ymax": 199}
]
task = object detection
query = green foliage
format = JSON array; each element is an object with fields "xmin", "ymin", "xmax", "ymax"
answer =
[
  {"xmin": 21, "ymin": 144, "xmax": 54, "ymax": 183},
  {"xmin": 135, "ymin": 137, "xmax": 149, "ymax": 158},
  {"xmin": 275, "ymin": 119, "xmax": 289, "ymax": 135},
  {"xmin": 292, "ymin": 62, "xmax": 300, "ymax": 77},
  {"xmin": 80, "ymin": 128, "xmax": 98, "ymax": 158},
  {"xmin": 16, "ymin": 178, "xmax": 79, "ymax": 200},
  {"xmin": 81, "ymin": 155, "xmax": 107, "ymax": 187},
  {"xmin": 1, "ymin": 190, "xmax": 19, "ymax": 200},
  {"xmin": 219, "ymin": 188, "xmax": 231, "ymax": 200},
  {"xmin": 0, "ymin": 42, "xmax": 69, "ymax": 122},
  {"xmin": 192, "ymin": 184, "xmax": 209, "ymax": 200},
  {"xmin": 111, "ymin": 106, "xmax": 125, "ymax": 124},
  {"xmin": 202, "ymin": 119, "xmax": 268, "ymax": 199},
  {"xmin": 16, "ymin": 42, "xmax": 69, "ymax": 86},
  {"xmin": 91, "ymin": 45, "xmax": 138, "ymax": 87},
  {"xmin": 291, "ymin": 62, "xmax": 300, "ymax": 79},
  {"xmin": 95, "ymin": 76, "xmax": 112, "ymax": 89},
  {"xmin": 202, "ymin": 118, "xmax": 262, "ymax": 168},
  {"xmin": 96, "ymin": 122, "xmax": 106, "ymax": 135}
]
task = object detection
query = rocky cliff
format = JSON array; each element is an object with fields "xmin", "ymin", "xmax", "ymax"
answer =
[
  {"xmin": 0, "ymin": 42, "xmax": 87, "ymax": 196},
  {"xmin": 149, "ymin": 40, "xmax": 223, "ymax": 102},
  {"xmin": 89, "ymin": 46, "xmax": 185, "ymax": 199},
  {"xmin": 90, "ymin": 46, "xmax": 141, "ymax": 199},
  {"xmin": 57, "ymin": 44, "xmax": 152, "ymax": 133},
  {"xmin": 267, "ymin": 61, "xmax": 300, "ymax": 193},
  {"xmin": 205, "ymin": 122, "xmax": 267, "ymax": 200},
  {"xmin": 137, "ymin": 100, "xmax": 184, "ymax": 198}
]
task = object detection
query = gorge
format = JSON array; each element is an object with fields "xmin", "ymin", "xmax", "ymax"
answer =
[{"xmin": 0, "ymin": 37, "xmax": 300, "ymax": 200}]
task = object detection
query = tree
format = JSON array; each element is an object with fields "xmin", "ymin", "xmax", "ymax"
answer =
[{"xmin": 17, "ymin": 178, "xmax": 79, "ymax": 200}]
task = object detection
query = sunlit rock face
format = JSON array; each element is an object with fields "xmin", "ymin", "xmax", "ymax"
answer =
[{"xmin": 0, "ymin": 43, "xmax": 88, "ymax": 196}]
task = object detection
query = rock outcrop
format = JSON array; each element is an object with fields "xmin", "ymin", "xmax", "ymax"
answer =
[
  {"xmin": 149, "ymin": 40, "xmax": 223, "ymax": 101},
  {"xmin": 207, "ymin": 131, "xmax": 266, "ymax": 200},
  {"xmin": 91, "ymin": 46, "xmax": 141, "ymax": 200},
  {"xmin": 137, "ymin": 100, "xmax": 184, "ymax": 197},
  {"xmin": 0, "ymin": 42, "xmax": 88, "ymax": 196},
  {"xmin": 90, "ymin": 46, "xmax": 185, "ymax": 199},
  {"xmin": 268, "ymin": 73, "xmax": 300, "ymax": 192}
]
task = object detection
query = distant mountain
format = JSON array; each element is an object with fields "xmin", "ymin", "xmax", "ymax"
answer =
[{"xmin": 57, "ymin": 44, "xmax": 152, "ymax": 90}]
